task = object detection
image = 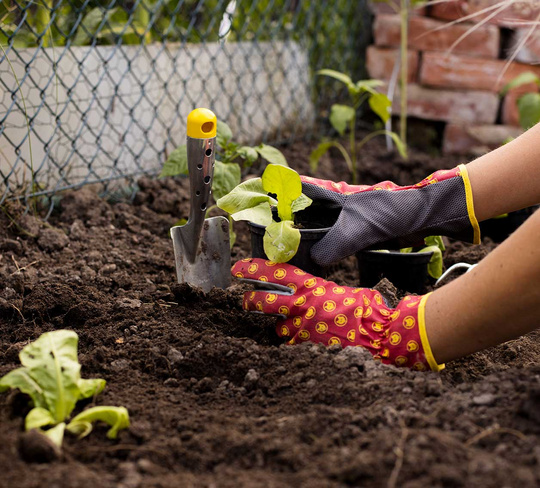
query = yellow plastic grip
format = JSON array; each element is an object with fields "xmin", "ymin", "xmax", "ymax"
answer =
[{"xmin": 187, "ymin": 108, "xmax": 217, "ymax": 139}]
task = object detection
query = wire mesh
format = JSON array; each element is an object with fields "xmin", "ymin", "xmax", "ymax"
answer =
[{"xmin": 0, "ymin": 0, "xmax": 371, "ymax": 211}]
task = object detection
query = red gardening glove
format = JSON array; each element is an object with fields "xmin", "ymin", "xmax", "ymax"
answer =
[
  {"xmin": 233, "ymin": 258, "xmax": 444, "ymax": 372},
  {"xmin": 300, "ymin": 165, "xmax": 481, "ymax": 266}
]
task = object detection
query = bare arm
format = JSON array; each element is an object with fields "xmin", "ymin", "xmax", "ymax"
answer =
[
  {"xmin": 426, "ymin": 208, "xmax": 540, "ymax": 364},
  {"xmin": 467, "ymin": 123, "xmax": 540, "ymax": 221}
]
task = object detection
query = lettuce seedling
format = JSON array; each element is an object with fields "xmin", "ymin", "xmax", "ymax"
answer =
[
  {"xmin": 399, "ymin": 235, "xmax": 445, "ymax": 279},
  {"xmin": 217, "ymin": 164, "xmax": 312, "ymax": 263},
  {"xmin": 0, "ymin": 330, "xmax": 129, "ymax": 448}
]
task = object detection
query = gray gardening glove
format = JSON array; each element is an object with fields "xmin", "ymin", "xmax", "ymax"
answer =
[{"xmin": 301, "ymin": 165, "xmax": 480, "ymax": 267}]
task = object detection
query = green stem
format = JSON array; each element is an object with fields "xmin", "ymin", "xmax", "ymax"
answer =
[
  {"xmin": 349, "ymin": 114, "xmax": 357, "ymax": 185},
  {"xmin": 34, "ymin": 0, "xmax": 53, "ymax": 48},
  {"xmin": 400, "ymin": 0, "xmax": 408, "ymax": 146},
  {"xmin": 330, "ymin": 141, "xmax": 354, "ymax": 179},
  {"xmin": 356, "ymin": 130, "xmax": 396, "ymax": 155}
]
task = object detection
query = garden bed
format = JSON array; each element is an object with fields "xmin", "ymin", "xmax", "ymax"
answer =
[{"xmin": 0, "ymin": 136, "xmax": 539, "ymax": 487}]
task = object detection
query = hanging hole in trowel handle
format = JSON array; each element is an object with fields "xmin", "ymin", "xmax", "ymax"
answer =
[
  {"xmin": 204, "ymin": 176, "xmax": 211, "ymax": 184},
  {"xmin": 435, "ymin": 262, "xmax": 477, "ymax": 287},
  {"xmin": 205, "ymin": 148, "xmax": 213, "ymax": 157}
]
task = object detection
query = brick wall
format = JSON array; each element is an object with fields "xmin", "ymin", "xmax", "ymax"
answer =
[{"xmin": 366, "ymin": 0, "xmax": 540, "ymax": 155}]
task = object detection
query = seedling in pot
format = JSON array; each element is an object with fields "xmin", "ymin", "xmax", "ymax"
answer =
[
  {"xmin": 0, "ymin": 330, "xmax": 129, "ymax": 450},
  {"xmin": 399, "ymin": 235, "xmax": 446, "ymax": 280},
  {"xmin": 216, "ymin": 164, "xmax": 312, "ymax": 263}
]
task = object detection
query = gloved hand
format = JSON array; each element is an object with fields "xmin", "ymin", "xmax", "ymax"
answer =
[
  {"xmin": 301, "ymin": 164, "xmax": 480, "ymax": 266},
  {"xmin": 233, "ymin": 258, "xmax": 443, "ymax": 372}
]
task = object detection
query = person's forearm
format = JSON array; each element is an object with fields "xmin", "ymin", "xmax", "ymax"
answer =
[
  {"xmin": 425, "ymin": 208, "xmax": 540, "ymax": 364},
  {"xmin": 466, "ymin": 123, "xmax": 540, "ymax": 221}
]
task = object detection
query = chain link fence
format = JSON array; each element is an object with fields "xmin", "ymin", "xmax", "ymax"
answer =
[{"xmin": 1, "ymin": 0, "xmax": 371, "ymax": 213}]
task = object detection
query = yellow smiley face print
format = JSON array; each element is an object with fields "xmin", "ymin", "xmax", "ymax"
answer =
[
  {"xmin": 298, "ymin": 330, "xmax": 310, "ymax": 340},
  {"xmin": 407, "ymin": 340, "xmax": 419, "ymax": 352},
  {"xmin": 279, "ymin": 306, "xmax": 289, "ymax": 315},
  {"xmin": 280, "ymin": 325, "xmax": 290, "ymax": 337},
  {"xmin": 343, "ymin": 297, "xmax": 356, "ymax": 306},
  {"xmin": 362, "ymin": 306, "xmax": 373, "ymax": 318},
  {"xmin": 389, "ymin": 332, "xmax": 402, "ymax": 346},
  {"xmin": 274, "ymin": 268, "xmax": 287, "ymax": 280},
  {"xmin": 294, "ymin": 268, "xmax": 307, "ymax": 276},
  {"xmin": 305, "ymin": 306, "xmax": 316, "ymax": 319},
  {"xmin": 323, "ymin": 300, "xmax": 336, "ymax": 312},
  {"xmin": 304, "ymin": 278, "xmax": 317, "ymax": 288},
  {"xmin": 293, "ymin": 316, "xmax": 303, "ymax": 328},
  {"xmin": 294, "ymin": 295, "xmax": 307, "ymax": 306},
  {"xmin": 265, "ymin": 293, "xmax": 278, "ymax": 304},
  {"xmin": 328, "ymin": 337, "xmax": 341, "ymax": 346},
  {"xmin": 395, "ymin": 356, "xmax": 408, "ymax": 366},
  {"xmin": 371, "ymin": 321, "xmax": 384, "ymax": 332},
  {"xmin": 248, "ymin": 263, "xmax": 259, "ymax": 274},
  {"xmin": 332, "ymin": 286, "xmax": 346, "ymax": 294},
  {"xmin": 334, "ymin": 314, "xmax": 348, "ymax": 327},
  {"xmin": 313, "ymin": 286, "xmax": 326, "ymax": 297},
  {"xmin": 315, "ymin": 321, "xmax": 328, "ymax": 334},
  {"xmin": 402, "ymin": 316, "xmax": 416, "ymax": 329},
  {"xmin": 346, "ymin": 329, "xmax": 356, "ymax": 342}
]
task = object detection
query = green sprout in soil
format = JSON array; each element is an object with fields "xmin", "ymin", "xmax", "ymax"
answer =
[
  {"xmin": 310, "ymin": 69, "xmax": 406, "ymax": 185},
  {"xmin": 0, "ymin": 330, "xmax": 129, "ymax": 449},
  {"xmin": 217, "ymin": 164, "xmax": 312, "ymax": 263},
  {"xmin": 502, "ymin": 72, "xmax": 540, "ymax": 130}
]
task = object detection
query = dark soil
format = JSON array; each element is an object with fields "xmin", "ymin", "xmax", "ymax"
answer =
[{"xmin": 1, "ymin": 135, "xmax": 539, "ymax": 488}]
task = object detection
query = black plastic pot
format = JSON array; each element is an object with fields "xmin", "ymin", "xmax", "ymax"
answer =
[
  {"xmin": 356, "ymin": 250, "xmax": 434, "ymax": 294},
  {"xmin": 248, "ymin": 222, "xmax": 331, "ymax": 276},
  {"xmin": 248, "ymin": 203, "xmax": 340, "ymax": 276},
  {"xmin": 479, "ymin": 205, "xmax": 539, "ymax": 243}
]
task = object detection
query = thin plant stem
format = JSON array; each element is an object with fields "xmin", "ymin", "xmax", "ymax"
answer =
[
  {"xmin": 400, "ymin": 0, "xmax": 408, "ymax": 146},
  {"xmin": 356, "ymin": 130, "xmax": 398, "ymax": 155},
  {"xmin": 349, "ymin": 114, "xmax": 357, "ymax": 185},
  {"xmin": 329, "ymin": 141, "xmax": 354, "ymax": 179}
]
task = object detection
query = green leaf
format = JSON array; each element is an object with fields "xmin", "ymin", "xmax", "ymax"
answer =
[
  {"xmin": 418, "ymin": 245, "xmax": 444, "ymax": 279},
  {"xmin": 42, "ymin": 423, "xmax": 66, "ymax": 448},
  {"xmin": 73, "ymin": 7, "xmax": 115, "ymax": 46},
  {"xmin": 369, "ymin": 92, "xmax": 391, "ymax": 124},
  {"xmin": 212, "ymin": 161, "xmax": 241, "ymax": 200},
  {"xmin": 160, "ymin": 145, "xmax": 188, "ymax": 177},
  {"xmin": 517, "ymin": 93, "xmax": 540, "ymax": 129},
  {"xmin": 19, "ymin": 330, "xmax": 81, "ymax": 423},
  {"xmin": 217, "ymin": 178, "xmax": 277, "ymax": 217},
  {"xmin": 78, "ymin": 378, "xmax": 106, "ymax": 399},
  {"xmin": 317, "ymin": 69, "xmax": 355, "ymax": 90},
  {"xmin": 237, "ymin": 146, "xmax": 258, "ymax": 165},
  {"xmin": 291, "ymin": 193, "xmax": 312, "ymax": 214},
  {"xmin": 255, "ymin": 144, "xmax": 288, "ymax": 166},
  {"xmin": 216, "ymin": 120, "xmax": 233, "ymax": 147},
  {"xmin": 399, "ymin": 247, "xmax": 413, "ymax": 253},
  {"xmin": 263, "ymin": 220, "xmax": 301, "ymax": 263},
  {"xmin": 387, "ymin": 132, "xmax": 407, "ymax": 159},
  {"xmin": 329, "ymin": 104, "xmax": 355, "ymax": 136},
  {"xmin": 501, "ymin": 71, "xmax": 540, "ymax": 95},
  {"xmin": 309, "ymin": 141, "xmax": 334, "ymax": 171},
  {"xmin": 262, "ymin": 165, "xmax": 302, "ymax": 222},
  {"xmin": 25, "ymin": 407, "xmax": 56, "ymax": 431},
  {"xmin": 67, "ymin": 406, "xmax": 130, "ymax": 440},
  {"xmin": 424, "ymin": 235, "xmax": 445, "ymax": 252},
  {"xmin": 0, "ymin": 367, "xmax": 47, "ymax": 409},
  {"xmin": 356, "ymin": 79, "xmax": 385, "ymax": 95},
  {"xmin": 231, "ymin": 202, "xmax": 273, "ymax": 227}
]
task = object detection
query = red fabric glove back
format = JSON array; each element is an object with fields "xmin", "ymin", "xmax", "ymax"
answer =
[{"xmin": 233, "ymin": 258, "xmax": 443, "ymax": 372}]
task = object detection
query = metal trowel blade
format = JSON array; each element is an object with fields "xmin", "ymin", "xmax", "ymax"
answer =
[{"xmin": 171, "ymin": 216, "xmax": 231, "ymax": 293}]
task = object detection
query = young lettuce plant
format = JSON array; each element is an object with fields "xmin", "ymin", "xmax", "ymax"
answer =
[
  {"xmin": 502, "ymin": 72, "xmax": 540, "ymax": 130},
  {"xmin": 217, "ymin": 164, "xmax": 312, "ymax": 263},
  {"xmin": 311, "ymin": 69, "xmax": 406, "ymax": 185},
  {"xmin": 398, "ymin": 235, "xmax": 445, "ymax": 279},
  {"xmin": 0, "ymin": 330, "xmax": 129, "ymax": 449}
]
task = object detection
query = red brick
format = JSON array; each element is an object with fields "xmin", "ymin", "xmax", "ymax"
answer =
[
  {"xmin": 511, "ymin": 28, "xmax": 540, "ymax": 64},
  {"xmin": 502, "ymin": 82, "xmax": 539, "ymax": 126},
  {"xmin": 368, "ymin": 1, "xmax": 427, "ymax": 16},
  {"xmin": 366, "ymin": 46, "xmax": 419, "ymax": 83},
  {"xmin": 430, "ymin": 0, "xmax": 540, "ymax": 28},
  {"xmin": 391, "ymin": 84, "xmax": 499, "ymax": 124},
  {"xmin": 419, "ymin": 52, "xmax": 540, "ymax": 92},
  {"xmin": 443, "ymin": 123, "xmax": 523, "ymax": 155},
  {"xmin": 373, "ymin": 13, "xmax": 499, "ymax": 58}
]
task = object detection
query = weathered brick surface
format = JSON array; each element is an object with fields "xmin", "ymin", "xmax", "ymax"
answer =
[
  {"xmin": 443, "ymin": 123, "xmax": 523, "ymax": 155},
  {"xmin": 511, "ymin": 28, "xmax": 540, "ymax": 64},
  {"xmin": 391, "ymin": 84, "xmax": 499, "ymax": 124},
  {"xmin": 366, "ymin": 46, "xmax": 419, "ymax": 83},
  {"xmin": 420, "ymin": 52, "xmax": 540, "ymax": 92},
  {"xmin": 368, "ymin": 0, "xmax": 427, "ymax": 16},
  {"xmin": 373, "ymin": 13, "xmax": 499, "ymax": 58},
  {"xmin": 430, "ymin": 0, "xmax": 540, "ymax": 28},
  {"xmin": 502, "ymin": 82, "xmax": 539, "ymax": 126}
]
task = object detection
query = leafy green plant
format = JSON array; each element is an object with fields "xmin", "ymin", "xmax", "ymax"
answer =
[
  {"xmin": 502, "ymin": 72, "xmax": 540, "ymax": 130},
  {"xmin": 310, "ymin": 69, "xmax": 406, "ymax": 185},
  {"xmin": 0, "ymin": 330, "xmax": 129, "ymax": 448},
  {"xmin": 217, "ymin": 164, "xmax": 312, "ymax": 263},
  {"xmin": 397, "ymin": 235, "xmax": 445, "ymax": 279}
]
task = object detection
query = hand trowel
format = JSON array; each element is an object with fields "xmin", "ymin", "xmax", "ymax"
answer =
[{"xmin": 170, "ymin": 108, "xmax": 231, "ymax": 293}]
